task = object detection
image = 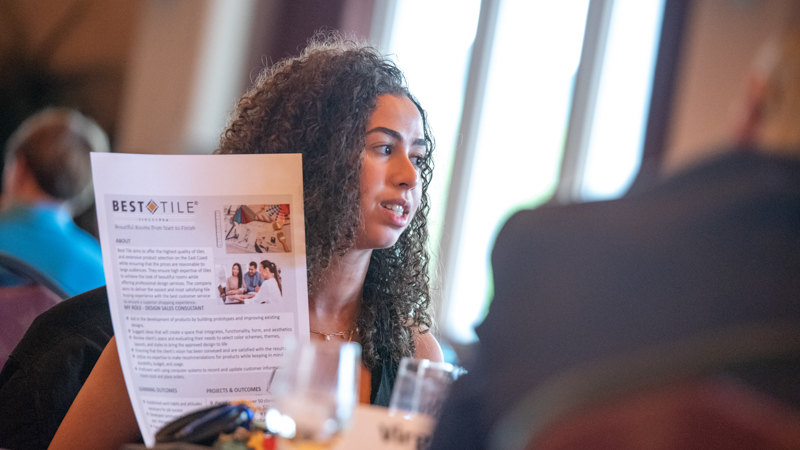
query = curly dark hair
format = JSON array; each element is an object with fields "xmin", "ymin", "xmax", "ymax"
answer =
[{"xmin": 217, "ymin": 34, "xmax": 435, "ymax": 370}]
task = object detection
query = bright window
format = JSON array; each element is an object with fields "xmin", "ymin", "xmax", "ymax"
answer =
[
  {"xmin": 386, "ymin": 0, "xmax": 482, "ymax": 262},
  {"xmin": 581, "ymin": 0, "xmax": 666, "ymax": 200},
  {"xmin": 446, "ymin": 1, "xmax": 591, "ymax": 343},
  {"xmin": 381, "ymin": 0, "xmax": 666, "ymax": 345}
]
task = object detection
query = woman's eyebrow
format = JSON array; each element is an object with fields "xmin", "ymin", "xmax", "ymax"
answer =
[
  {"xmin": 366, "ymin": 126, "xmax": 401, "ymax": 140},
  {"xmin": 366, "ymin": 127, "xmax": 426, "ymax": 146}
]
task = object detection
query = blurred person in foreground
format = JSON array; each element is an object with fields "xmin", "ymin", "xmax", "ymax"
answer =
[
  {"xmin": 0, "ymin": 108, "xmax": 107, "ymax": 296},
  {"xmin": 431, "ymin": 20, "xmax": 800, "ymax": 450}
]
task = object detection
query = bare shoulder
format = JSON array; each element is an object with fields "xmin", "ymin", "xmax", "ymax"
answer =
[{"xmin": 413, "ymin": 329, "xmax": 444, "ymax": 362}]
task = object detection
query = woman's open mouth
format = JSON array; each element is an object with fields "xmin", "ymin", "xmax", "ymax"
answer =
[
  {"xmin": 384, "ymin": 203, "xmax": 405, "ymax": 217},
  {"xmin": 380, "ymin": 200, "xmax": 410, "ymax": 222}
]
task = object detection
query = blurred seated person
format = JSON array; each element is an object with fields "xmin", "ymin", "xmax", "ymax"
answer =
[
  {"xmin": 0, "ymin": 108, "xmax": 107, "ymax": 296},
  {"xmin": 249, "ymin": 259, "xmax": 281, "ymax": 304},
  {"xmin": 431, "ymin": 20, "xmax": 800, "ymax": 450},
  {"xmin": 220, "ymin": 262, "xmax": 251, "ymax": 303},
  {"xmin": 243, "ymin": 261, "xmax": 262, "ymax": 293}
]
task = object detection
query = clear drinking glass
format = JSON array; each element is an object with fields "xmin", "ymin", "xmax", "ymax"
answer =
[
  {"xmin": 388, "ymin": 357, "xmax": 465, "ymax": 419},
  {"xmin": 266, "ymin": 340, "xmax": 361, "ymax": 450}
]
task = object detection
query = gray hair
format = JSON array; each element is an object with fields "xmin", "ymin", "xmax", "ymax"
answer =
[{"xmin": 5, "ymin": 108, "xmax": 109, "ymax": 214}]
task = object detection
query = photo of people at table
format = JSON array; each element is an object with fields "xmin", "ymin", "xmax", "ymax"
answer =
[
  {"xmin": 223, "ymin": 203, "xmax": 291, "ymax": 254},
  {"xmin": 215, "ymin": 259, "xmax": 283, "ymax": 305}
]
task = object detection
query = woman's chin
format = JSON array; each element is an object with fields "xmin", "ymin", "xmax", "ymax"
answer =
[{"xmin": 354, "ymin": 233, "xmax": 402, "ymax": 251}]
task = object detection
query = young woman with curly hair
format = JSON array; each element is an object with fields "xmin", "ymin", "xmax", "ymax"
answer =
[
  {"xmin": 218, "ymin": 34, "xmax": 442, "ymax": 401},
  {"xmin": 49, "ymin": 35, "xmax": 442, "ymax": 450}
]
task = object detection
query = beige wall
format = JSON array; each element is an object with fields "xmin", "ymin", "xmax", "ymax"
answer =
[
  {"xmin": 14, "ymin": 1, "xmax": 140, "ymax": 71},
  {"xmin": 2, "ymin": 0, "xmax": 373, "ymax": 156},
  {"xmin": 0, "ymin": 0, "xmax": 142, "ymax": 140},
  {"xmin": 116, "ymin": 0, "xmax": 256, "ymax": 155},
  {"xmin": 662, "ymin": 0, "xmax": 796, "ymax": 177}
]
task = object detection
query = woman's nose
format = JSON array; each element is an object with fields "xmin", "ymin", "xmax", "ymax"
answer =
[{"xmin": 391, "ymin": 150, "xmax": 419, "ymax": 188}]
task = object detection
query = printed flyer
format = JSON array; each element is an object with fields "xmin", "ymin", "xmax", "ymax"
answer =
[{"xmin": 91, "ymin": 153, "xmax": 309, "ymax": 446}]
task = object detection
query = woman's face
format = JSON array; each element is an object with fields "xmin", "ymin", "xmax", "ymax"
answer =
[
  {"xmin": 356, "ymin": 94, "xmax": 425, "ymax": 250},
  {"xmin": 232, "ymin": 265, "xmax": 239, "ymax": 276},
  {"xmin": 259, "ymin": 264, "xmax": 275, "ymax": 280}
]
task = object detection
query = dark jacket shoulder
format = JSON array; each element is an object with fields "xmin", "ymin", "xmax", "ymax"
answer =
[{"xmin": 0, "ymin": 286, "xmax": 113, "ymax": 450}]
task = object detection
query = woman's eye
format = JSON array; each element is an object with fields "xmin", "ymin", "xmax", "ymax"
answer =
[
  {"xmin": 379, "ymin": 145, "xmax": 392, "ymax": 155},
  {"xmin": 410, "ymin": 155, "xmax": 423, "ymax": 167}
]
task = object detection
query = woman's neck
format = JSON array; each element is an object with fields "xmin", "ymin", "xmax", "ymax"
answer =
[{"xmin": 309, "ymin": 248, "xmax": 372, "ymax": 331}]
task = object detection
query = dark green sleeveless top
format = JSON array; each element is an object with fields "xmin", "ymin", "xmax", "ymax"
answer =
[{"xmin": 370, "ymin": 358, "xmax": 398, "ymax": 406}]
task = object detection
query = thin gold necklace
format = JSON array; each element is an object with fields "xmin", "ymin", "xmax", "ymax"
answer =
[{"xmin": 310, "ymin": 327, "xmax": 358, "ymax": 342}]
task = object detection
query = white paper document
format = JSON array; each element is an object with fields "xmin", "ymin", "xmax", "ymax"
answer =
[{"xmin": 92, "ymin": 153, "xmax": 310, "ymax": 446}]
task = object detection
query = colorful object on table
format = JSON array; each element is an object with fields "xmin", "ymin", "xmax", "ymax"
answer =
[
  {"xmin": 233, "ymin": 205, "xmax": 257, "ymax": 225},
  {"xmin": 214, "ymin": 428, "xmax": 275, "ymax": 450},
  {"xmin": 226, "ymin": 205, "xmax": 257, "ymax": 240},
  {"xmin": 276, "ymin": 231, "xmax": 289, "ymax": 252},
  {"xmin": 264, "ymin": 205, "xmax": 282, "ymax": 222}
]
